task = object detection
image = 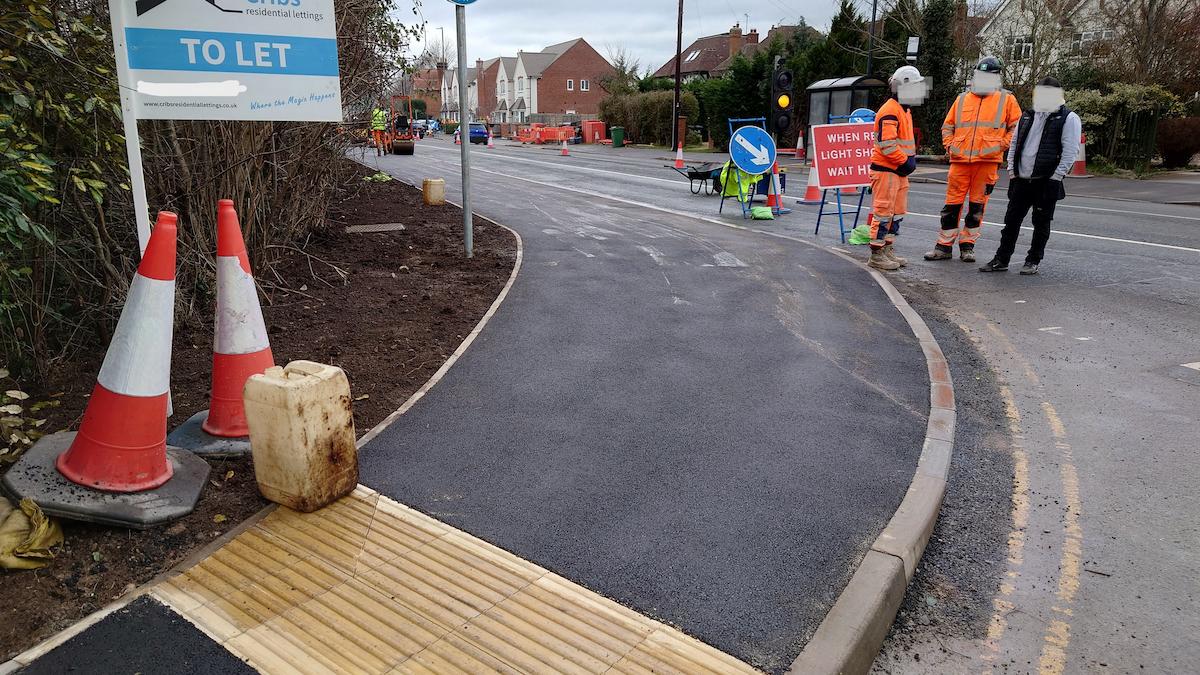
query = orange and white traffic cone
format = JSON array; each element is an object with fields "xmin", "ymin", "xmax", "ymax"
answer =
[
  {"xmin": 561, "ymin": 139, "xmax": 570, "ymax": 156},
  {"xmin": 796, "ymin": 132, "xmax": 806, "ymax": 161},
  {"xmin": 766, "ymin": 162, "xmax": 779, "ymax": 208},
  {"xmin": 204, "ymin": 200, "xmax": 274, "ymax": 438},
  {"xmin": 56, "ymin": 212, "xmax": 179, "ymax": 492},
  {"xmin": 168, "ymin": 201, "xmax": 275, "ymax": 456},
  {"xmin": 487, "ymin": 133, "xmax": 494, "ymax": 149},
  {"xmin": 455, "ymin": 130, "xmax": 461, "ymax": 145},
  {"xmin": 674, "ymin": 143, "xmax": 685, "ymax": 169},
  {"xmin": 798, "ymin": 167, "xmax": 823, "ymax": 205},
  {"xmin": 1068, "ymin": 133, "xmax": 1091, "ymax": 178}
]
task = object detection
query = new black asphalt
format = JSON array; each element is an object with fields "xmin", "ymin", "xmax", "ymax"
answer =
[
  {"xmin": 359, "ymin": 144, "xmax": 929, "ymax": 672},
  {"xmin": 18, "ymin": 596, "xmax": 253, "ymax": 674}
]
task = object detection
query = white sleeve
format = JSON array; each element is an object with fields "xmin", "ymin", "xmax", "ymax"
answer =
[{"xmin": 1054, "ymin": 113, "xmax": 1082, "ymax": 179}]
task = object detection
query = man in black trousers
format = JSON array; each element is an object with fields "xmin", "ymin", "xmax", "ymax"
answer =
[{"xmin": 979, "ymin": 76, "xmax": 1081, "ymax": 275}]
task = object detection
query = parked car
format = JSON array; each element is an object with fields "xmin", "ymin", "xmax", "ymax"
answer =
[{"xmin": 469, "ymin": 122, "xmax": 489, "ymax": 144}]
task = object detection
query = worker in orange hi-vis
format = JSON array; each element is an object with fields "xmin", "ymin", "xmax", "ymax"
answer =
[
  {"xmin": 370, "ymin": 99, "xmax": 388, "ymax": 157},
  {"xmin": 924, "ymin": 57, "xmax": 1022, "ymax": 263},
  {"xmin": 866, "ymin": 65, "xmax": 927, "ymax": 271}
]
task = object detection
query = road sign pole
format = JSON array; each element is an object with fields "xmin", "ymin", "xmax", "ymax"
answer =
[
  {"xmin": 455, "ymin": 3, "xmax": 473, "ymax": 258},
  {"xmin": 108, "ymin": 0, "xmax": 150, "ymax": 256}
]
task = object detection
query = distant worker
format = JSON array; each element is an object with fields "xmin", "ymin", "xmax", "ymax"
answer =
[
  {"xmin": 925, "ymin": 57, "xmax": 1022, "ymax": 263},
  {"xmin": 979, "ymin": 77, "xmax": 1081, "ymax": 275},
  {"xmin": 370, "ymin": 99, "xmax": 387, "ymax": 157},
  {"xmin": 866, "ymin": 65, "xmax": 927, "ymax": 271}
]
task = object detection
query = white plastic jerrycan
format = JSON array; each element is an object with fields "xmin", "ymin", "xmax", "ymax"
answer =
[{"xmin": 243, "ymin": 360, "xmax": 358, "ymax": 512}]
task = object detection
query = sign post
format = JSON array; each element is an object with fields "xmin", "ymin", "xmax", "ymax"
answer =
[
  {"xmin": 450, "ymin": 0, "xmax": 475, "ymax": 258},
  {"xmin": 725, "ymin": 124, "xmax": 776, "ymax": 218}
]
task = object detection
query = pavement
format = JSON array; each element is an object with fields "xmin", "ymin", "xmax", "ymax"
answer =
[{"xmin": 6, "ymin": 136, "xmax": 947, "ymax": 674}]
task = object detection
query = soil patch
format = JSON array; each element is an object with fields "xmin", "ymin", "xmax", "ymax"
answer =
[{"xmin": 0, "ymin": 158, "xmax": 517, "ymax": 660}]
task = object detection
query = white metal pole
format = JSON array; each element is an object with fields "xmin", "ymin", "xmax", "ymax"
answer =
[
  {"xmin": 107, "ymin": 0, "xmax": 151, "ymax": 256},
  {"xmin": 455, "ymin": 4, "xmax": 473, "ymax": 258}
]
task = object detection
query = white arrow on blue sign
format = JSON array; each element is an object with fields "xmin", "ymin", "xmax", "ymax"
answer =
[{"xmin": 729, "ymin": 125, "xmax": 776, "ymax": 175}]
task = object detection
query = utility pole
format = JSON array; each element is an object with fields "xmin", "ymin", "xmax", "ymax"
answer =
[
  {"xmin": 865, "ymin": 0, "xmax": 878, "ymax": 76},
  {"xmin": 672, "ymin": 0, "xmax": 683, "ymax": 151}
]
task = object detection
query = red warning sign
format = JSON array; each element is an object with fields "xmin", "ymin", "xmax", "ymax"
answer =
[{"xmin": 811, "ymin": 122, "xmax": 875, "ymax": 189}]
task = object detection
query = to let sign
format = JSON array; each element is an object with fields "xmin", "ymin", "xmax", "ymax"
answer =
[
  {"xmin": 811, "ymin": 122, "xmax": 874, "ymax": 189},
  {"xmin": 111, "ymin": 0, "xmax": 341, "ymax": 121}
]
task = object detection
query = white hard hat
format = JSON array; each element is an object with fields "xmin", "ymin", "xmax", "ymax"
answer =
[{"xmin": 890, "ymin": 65, "xmax": 924, "ymax": 89}]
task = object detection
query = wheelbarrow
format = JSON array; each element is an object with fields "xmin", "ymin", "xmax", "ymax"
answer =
[{"xmin": 666, "ymin": 161, "xmax": 722, "ymax": 195}]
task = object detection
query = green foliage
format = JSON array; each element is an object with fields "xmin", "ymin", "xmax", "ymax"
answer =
[
  {"xmin": 637, "ymin": 76, "xmax": 675, "ymax": 93},
  {"xmin": 598, "ymin": 91, "xmax": 698, "ymax": 146},
  {"xmin": 443, "ymin": 121, "xmax": 460, "ymax": 135},
  {"xmin": 1, "ymin": 5, "xmax": 129, "ymax": 377},
  {"xmin": 917, "ymin": 0, "xmax": 961, "ymax": 143},
  {"xmin": 1067, "ymin": 84, "xmax": 1180, "ymax": 170},
  {"xmin": 411, "ymin": 99, "xmax": 428, "ymax": 119}
]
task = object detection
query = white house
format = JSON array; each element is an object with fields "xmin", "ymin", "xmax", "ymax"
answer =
[
  {"xmin": 975, "ymin": 0, "xmax": 1114, "ymax": 85},
  {"xmin": 494, "ymin": 56, "xmax": 518, "ymax": 124}
]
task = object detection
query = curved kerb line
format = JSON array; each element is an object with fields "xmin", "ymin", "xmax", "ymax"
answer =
[{"xmin": 370, "ymin": 159, "xmax": 956, "ymax": 675}]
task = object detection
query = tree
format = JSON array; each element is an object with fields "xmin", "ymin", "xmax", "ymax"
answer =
[
  {"xmin": 804, "ymin": 0, "xmax": 868, "ymax": 79},
  {"xmin": 977, "ymin": 0, "xmax": 1071, "ymax": 95},
  {"xmin": 917, "ymin": 0, "xmax": 961, "ymax": 146},
  {"xmin": 1101, "ymin": 0, "xmax": 1200, "ymax": 98},
  {"xmin": 600, "ymin": 47, "xmax": 640, "ymax": 97}
]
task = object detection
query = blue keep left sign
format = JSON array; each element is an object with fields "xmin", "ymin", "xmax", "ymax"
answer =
[{"xmin": 729, "ymin": 125, "xmax": 776, "ymax": 175}]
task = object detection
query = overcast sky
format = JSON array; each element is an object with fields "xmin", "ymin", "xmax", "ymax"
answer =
[{"xmin": 403, "ymin": 0, "xmax": 843, "ymax": 75}]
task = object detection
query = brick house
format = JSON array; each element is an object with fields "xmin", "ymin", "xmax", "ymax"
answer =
[
  {"xmin": 492, "ymin": 39, "xmax": 613, "ymax": 125},
  {"xmin": 411, "ymin": 66, "xmax": 444, "ymax": 120},
  {"xmin": 654, "ymin": 24, "xmax": 757, "ymax": 81},
  {"xmin": 467, "ymin": 58, "xmax": 500, "ymax": 122}
]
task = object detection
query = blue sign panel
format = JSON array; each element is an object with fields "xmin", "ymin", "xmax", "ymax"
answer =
[
  {"xmin": 126, "ymin": 28, "xmax": 339, "ymax": 77},
  {"xmin": 729, "ymin": 125, "xmax": 776, "ymax": 175},
  {"xmin": 849, "ymin": 107, "xmax": 876, "ymax": 123}
]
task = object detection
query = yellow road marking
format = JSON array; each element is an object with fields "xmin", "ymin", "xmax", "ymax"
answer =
[
  {"xmin": 972, "ymin": 315, "xmax": 1083, "ymax": 674},
  {"xmin": 152, "ymin": 486, "xmax": 758, "ymax": 674}
]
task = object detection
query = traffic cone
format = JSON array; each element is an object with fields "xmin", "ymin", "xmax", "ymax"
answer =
[
  {"xmin": 56, "ymin": 212, "xmax": 179, "ymax": 492},
  {"xmin": 487, "ymin": 133, "xmax": 494, "ymax": 149},
  {"xmin": 561, "ymin": 139, "xmax": 570, "ymax": 156},
  {"xmin": 1068, "ymin": 133, "xmax": 1091, "ymax": 178},
  {"xmin": 766, "ymin": 162, "xmax": 779, "ymax": 208},
  {"xmin": 455, "ymin": 130, "xmax": 461, "ymax": 145},
  {"xmin": 203, "ymin": 200, "xmax": 274, "ymax": 438},
  {"xmin": 796, "ymin": 133, "xmax": 806, "ymax": 161},
  {"xmin": 798, "ymin": 168, "xmax": 824, "ymax": 205},
  {"xmin": 674, "ymin": 143, "xmax": 685, "ymax": 169}
]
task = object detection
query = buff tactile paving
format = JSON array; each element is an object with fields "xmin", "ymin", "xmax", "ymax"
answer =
[{"xmin": 151, "ymin": 486, "xmax": 760, "ymax": 674}]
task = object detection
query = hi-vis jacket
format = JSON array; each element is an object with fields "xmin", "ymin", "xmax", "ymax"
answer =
[
  {"xmin": 941, "ymin": 90, "xmax": 1022, "ymax": 163},
  {"xmin": 870, "ymin": 97, "xmax": 916, "ymax": 172},
  {"xmin": 371, "ymin": 108, "xmax": 387, "ymax": 131}
]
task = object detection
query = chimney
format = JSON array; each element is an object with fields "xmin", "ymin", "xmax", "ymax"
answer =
[
  {"xmin": 728, "ymin": 23, "xmax": 743, "ymax": 59},
  {"xmin": 747, "ymin": 29, "xmax": 759, "ymax": 45}
]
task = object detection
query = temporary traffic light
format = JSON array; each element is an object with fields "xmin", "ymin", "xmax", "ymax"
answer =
[{"xmin": 771, "ymin": 67, "xmax": 794, "ymax": 136}]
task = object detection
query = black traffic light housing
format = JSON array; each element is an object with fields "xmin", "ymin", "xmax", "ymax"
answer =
[{"xmin": 770, "ymin": 67, "xmax": 794, "ymax": 136}]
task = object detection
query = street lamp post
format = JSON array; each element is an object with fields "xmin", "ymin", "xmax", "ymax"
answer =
[
  {"xmin": 866, "ymin": 0, "xmax": 878, "ymax": 76},
  {"xmin": 672, "ymin": 0, "xmax": 683, "ymax": 151}
]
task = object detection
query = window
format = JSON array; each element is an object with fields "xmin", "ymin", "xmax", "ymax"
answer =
[
  {"xmin": 567, "ymin": 79, "xmax": 574, "ymax": 91},
  {"xmin": 581, "ymin": 79, "xmax": 589, "ymax": 91},
  {"xmin": 1070, "ymin": 29, "xmax": 1115, "ymax": 55},
  {"xmin": 499, "ymin": 80, "xmax": 505, "ymax": 94},
  {"xmin": 518, "ymin": 77, "xmax": 524, "ymax": 92},
  {"xmin": 684, "ymin": 49, "xmax": 702, "ymax": 62},
  {"xmin": 1003, "ymin": 34, "xmax": 1033, "ymax": 61}
]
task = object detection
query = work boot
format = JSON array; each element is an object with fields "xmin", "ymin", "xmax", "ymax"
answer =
[
  {"xmin": 869, "ymin": 248, "xmax": 901, "ymax": 271},
  {"xmin": 883, "ymin": 243, "xmax": 907, "ymax": 267},
  {"xmin": 959, "ymin": 247, "xmax": 976, "ymax": 263},
  {"xmin": 923, "ymin": 247, "xmax": 952, "ymax": 261},
  {"xmin": 979, "ymin": 259, "xmax": 1008, "ymax": 272},
  {"xmin": 1020, "ymin": 263, "xmax": 1039, "ymax": 275}
]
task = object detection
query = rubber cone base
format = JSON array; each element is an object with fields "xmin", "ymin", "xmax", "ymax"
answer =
[
  {"xmin": 2, "ymin": 432, "xmax": 210, "ymax": 529},
  {"xmin": 168, "ymin": 410, "xmax": 252, "ymax": 457}
]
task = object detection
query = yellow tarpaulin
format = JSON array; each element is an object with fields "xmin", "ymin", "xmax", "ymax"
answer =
[{"xmin": 0, "ymin": 496, "xmax": 63, "ymax": 570}]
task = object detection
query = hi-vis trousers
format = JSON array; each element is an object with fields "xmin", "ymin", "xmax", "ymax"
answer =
[
  {"xmin": 869, "ymin": 171, "xmax": 908, "ymax": 249},
  {"xmin": 935, "ymin": 162, "xmax": 999, "ymax": 252}
]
